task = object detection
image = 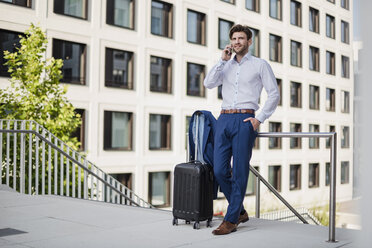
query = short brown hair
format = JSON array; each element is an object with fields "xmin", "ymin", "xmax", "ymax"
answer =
[{"xmin": 229, "ymin": 24, "xmax": 252, "ymax": 40}]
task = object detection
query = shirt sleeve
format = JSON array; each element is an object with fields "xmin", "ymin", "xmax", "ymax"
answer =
[
  {"xmin": 256, "ymin": 61, "xmax": 280, "ymax": 123},
  {"xmin": 203, "ymin": 59, "xmax": 227, "ymax": 89}
]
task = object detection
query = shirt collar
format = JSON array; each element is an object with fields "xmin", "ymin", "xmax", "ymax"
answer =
[{"xmin": 232, "ymin": 52, "xmax": 252, "ymax": 64}]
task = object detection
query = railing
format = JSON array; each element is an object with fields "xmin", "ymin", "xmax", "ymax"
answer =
[
  {"xmin": 254, "ymin": 132, "xmax": 337, "ymax": 243},
  {"xmin": 0, "ymin": 119, "xmax": 153, "ymax": 208},
  {"xmin": 260, "ymin": 207, "xmax": 322, "ymax": 225}
]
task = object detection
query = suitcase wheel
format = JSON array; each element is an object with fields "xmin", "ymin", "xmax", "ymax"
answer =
[
  {"xmin": 193, "ymin": 222, "xmax": 200, "ymax": 230},
  {"xmin": 172, "ymin": 218, "xmax": 178, "ymax": 226},
  {"xmin": 207, "ymin": 219, "xmax": 212, "ymax": 227},
  {"xmin": 185, "ymin": 220, "xmax": 191, "ymax": 224}
]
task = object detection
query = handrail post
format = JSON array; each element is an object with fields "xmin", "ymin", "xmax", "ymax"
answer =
[
  {"xmin": 328, "ymin": 132, "xmax": 337, "ymax": 242},
  {"xmin": 255, "ymin": 176, "xmax": 260, "ymax": 218}
]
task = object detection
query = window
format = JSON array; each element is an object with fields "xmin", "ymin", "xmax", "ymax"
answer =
[
  {"xmin": 218, "ymin": 19, "xmax": 234, "ymax": 50},
  {"xmin": 326, "ymin": 162, "xmax": 330, "ymax": 186},
  {"xmin": 326, "ymin": 51, "xmax": 335, "ymax": 75},
  {"xmin": 54, "ymin": 0, "xmax": 88, "ymax": 19},
  {"xmin": 269, "ymin": 0, "xmax": 282, "ymax": 20},
  {"xmin": 290, "ymin": 164, "xmax": 301, "ymax": 190},
  {"xmin": 71, "ymin": 109, "xmax": 86, "ymax": 151},
  {"xmin": 0, "ymin": 0, "xmax": 31, "ymax": 7},
  {"xmin": 341, "ymin": 0, "xmax": 349, "ymax": 10},
  {"xmin": 326, "ymin": 88, "xmax": 335, "ymax": 112},
  {"xmin": 325, "ymin": 125, "xmax": 336, "ymax": 148},
  {"xmin": 341, "ymin": 55, "xmax": 350, "ymax": 78},
  {"xmin": 341, "ymin": 161, "xmax": 350, "ymax": 184},
  {"xmin": 341, "ymin": 90, "xmax": 350, "ymax": 113},
  {"xmin": 187, "ymin": 62, "xmax": 205, "ymax": 97},
  {"xmin": 290, "ymin": 0, "xmax": 301, "ymax": 27},
  {"xmin": 309, "ymin": 46, "xmax": 319, "ymax": 71},
  {"xmin": 327, "ymin": 0, "xmax": 335, "ymax": 3},
  {"xmin": 326, "ymin": 14, "xmax": 335, "ymax": 39},
  {"xmin": 290, "ymin": 123, "xmax": 302, "ymax": 149},
  {"xmin": 106, "ymin": 0, "xmax": 135, "ymax": 29},
  {"xmin": 341, "ymin": 21, "xmax": 349, "ymax": 44},
  {"xmin": 309, "ymin": 85, "xmax": 320, "ymax": 110},
  {"xmin": 246, "ymin": 166, "xmax": 259, "ymax": 195},
  {"xmin": 249, "ymin": 27, "xmax": 260, "ymax": 57},
  {"xmin": 290, "ymin": 40, "xmax": 302, "ymax": 67},
  {"xmin": 0, "ymin": 29, "xmax": 22, "ymax": 77},
  {"xmin": 151, "ymin": 0, "xmax": 173, "ymax": 38},
  {"xmin": 277, "ymin": 79, "xmax": 282, "ymax": 106},
  {"xmin": 309, "ymin": 124, "xmax": 319, "ymax": 149},
  {"xmin": 246, "ymin": 0, "xmax": 259, "ymax": 12},
  {"xmin": 269, "ymin": 122, "xmax": 282, "ymax": 149},
  {"xmin": 105, "ymin": 48, "xmax": 133, "ymax": 89},
  {"xmin": 104, "ymin": 111, "xmax": 133, "ymax": 150},
  {"xmin": 149, "ymin": 114, "xmax": 172, "ymax": 150},
  {"xmin": 269, "ymin": 165, "xmax": 281, "ymax": 191},
  {"xmin": 148, "ymin": 171, "xmax": 170, "ymax": 207},
  {"xmin": 185, "ymin": 116, "xmax": 191, "ymax": 149},
  {"xmin": 221, "ymin": 0, "xmax": 235, "ymax": 4},
  {"xmin": 150, "ymin": 56, "xmax": 172, "ymax": 93},
  {"xmin": 253, "ymin": 126, "xmax": 260, "ymax": 149},
  {"xmin": 341, "ymin": 126, "xmax": 350, "ymax": 148},
  {"xmin": 309, "ymin": 7, "xmax": 319, "ymax": 33},
  {"xmin": 187, "ymin": 9, "xmax": 206, "ymax": 45},
  {"xmin": 290, "ymin": 81, "xmax": 302, "ymax": 108},
  {"xmin": 53, "ymin": 39, "xmax": 86, "ymax": 85},
  {"xmin": 309, "ymin": 163, "xmax": 319, "ymax": 188},
  {"xmin": 269, "ymin": 34, "xmax": 282, "ymax": 63}
]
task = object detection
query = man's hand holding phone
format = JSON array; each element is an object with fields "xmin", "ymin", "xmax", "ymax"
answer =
[{"xmin": 222, "ymin": 44, "xmax": 233, "ymax": 61}]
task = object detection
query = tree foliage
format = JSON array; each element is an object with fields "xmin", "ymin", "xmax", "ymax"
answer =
[{"xmin": 0, "ymin": 23, "xmax": 80, "ymax": 150}]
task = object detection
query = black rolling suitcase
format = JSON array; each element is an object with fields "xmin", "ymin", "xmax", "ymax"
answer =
[{"xmin": 172, "ymin": 113, "xmax": 214, "ymax": 229}]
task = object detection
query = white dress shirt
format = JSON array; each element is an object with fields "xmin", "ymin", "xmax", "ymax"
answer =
[{"xmin": 204, "ymin": 53, "xmax": 280, "ymax": 123}]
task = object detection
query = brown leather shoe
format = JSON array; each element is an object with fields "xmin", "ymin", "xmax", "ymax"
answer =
[
  {"xmin": 212, "ymin": 221, "xmax": 237, "ymax": 235},
  {"xmin": 237, "ymin": 212, "xmax": 249, "ymax": 226}
]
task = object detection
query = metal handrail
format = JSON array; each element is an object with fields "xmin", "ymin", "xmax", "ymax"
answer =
[
  {"xmin": 256, "ymin": 132, "xmax": 337, "ymax": 243},
  {"xmin": 0, "ymin": 119, "xmax": 153, "ymax": 208}
]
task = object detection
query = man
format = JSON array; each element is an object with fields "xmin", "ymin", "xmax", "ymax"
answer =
[{"xmin": 204, "ymin": 24, "xmax": 280, "ymax": 235}]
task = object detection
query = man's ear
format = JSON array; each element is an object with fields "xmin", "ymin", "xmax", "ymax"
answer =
[{"xmin": 248, "ymin": 38, "xmax": 253, "ymax": 46}]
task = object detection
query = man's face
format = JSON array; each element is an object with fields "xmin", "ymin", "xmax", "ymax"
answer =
[{"xmin": 231, "ymin": 31, "xmax": 252, "ymax": 55}]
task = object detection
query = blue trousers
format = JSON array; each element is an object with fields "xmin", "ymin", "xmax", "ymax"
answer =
[{"xmin": 214, "ymin": 113, "xmax": 257, "ymax": 224}]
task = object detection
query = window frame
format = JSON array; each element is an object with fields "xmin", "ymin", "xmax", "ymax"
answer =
[
  {"xmin": 186, "ymin": 62, "xmax": 206, "ymax": 97},
  {"xmin": 290, "ymin": 0, "xmax": 302, "ymax": 27},
  {"xmin": 290, "ymin": 164, "xmax": 301, "ymax": 190},
  {"xmin": 269, "ymin": 122, "xmax": 282, "ymax": 149},
  {"xmin": 150, "ymin": 55, "xmax": 172, "ymax": 94},
  {"xmin": 290, "ymin": 81, "xmax": 302, "ymax": 108},
  {"xmin": 326, "ymin": 51, "xmax": 336, "ymax": 75},
  {"xmin": 0, "ymin": 0, "xmax": 32, "ymax": 8},
  {"xmin": 309, "ymin": 124, "xmax": 320, "ymax": 149},
  {"xmin": 148, "ymin": 171, "xmax": 171, "ymax": 207},
  {"xmin": 151, "ymin": 0, "xmax": 173, "ymax": 38},
  {"xmin": 105, "ymin": 47, "xmax": 134, "ymax": 89},
  {"xmin": 187, "ymin": 9, "xmax": 207, "ymax": 46},
  {"xmin": 309, "ymin": 163, "xmax": 320, "ymax": 188},
  {"xmin": 326, "ymin": 14, "xmax": 335, "ymax": 39},
  {"xmin": 149, "ymin": 114, "xmax": 172, "ymax": 150},
  {"xmin": 103, "ymin": 110, "xmax": 133, "ymax": 151},
  {"xmin": 290, "ymin": 123, "xmax": 302, "ymax": 149},
  {"xmin": 269, "ymin": 0, "xmax": 282, "ymax": 20},
  {"xmin": 309, "ymin": 85, "xmax": 320, "ymax": 110},
  {"xmin": 245, "ymin": 0, "xmax": 259, "ymax": 13},
  {"xmin": 106, "ymin": 0, "xmax": 135, "ymax": 30},
  {"xmin": 309, "ymin": 46, "xmax": 320, "ymax": 72},
  {"xmin": 269, "ymin": 34, "xmax": 282, "ymax": 63},
  {"xmin": 326, "ymin": 87, "xmax": 336, "ymax": 112},
  {"xmin": 53, "ymin": 0, "xmax": 88, "ymax": 20},
  {"xmin": 309, "ymin": 7, "xmax": 319, "ymax": 33},
  {"xmin": 218, "ymin": 18, "xmax": 234, "ymax": 50}
]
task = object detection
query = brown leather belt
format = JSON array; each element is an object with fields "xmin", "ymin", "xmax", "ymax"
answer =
[{"xmin": 220, "ymin": 109, "xmax": 255, "ymax": 114}]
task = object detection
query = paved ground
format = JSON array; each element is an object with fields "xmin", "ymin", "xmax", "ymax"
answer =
[{"xmin": 0, "ymin": 185, "xmax": 358, "ymax": 248}]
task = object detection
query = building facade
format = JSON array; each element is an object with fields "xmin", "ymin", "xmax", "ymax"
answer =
[{"xmin": 0, "ymin": 0, "xmax": 353, "ymax": 213}]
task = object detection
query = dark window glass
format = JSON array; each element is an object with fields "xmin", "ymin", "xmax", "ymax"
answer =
[
  {"xmin": 187, "ymin": 9, "xmax": 206, "ymax": 45},
  {"xmin": 309, "ymin": 7, "xmax": 319, "ymax": 33},
  {"xmin": 326, "ymin": 162, "xmax": 330, "ymax": 186},
  {"xmin": 269, "ymin": 122, "xmax": 281, "ymax": 149},
  {"xmin": 341, "ymin": 55, "xmax": 350, "ymax": 78},
  {"xmin": 71, "ymin": 108, "xmax": 86, "ymax": 151},
  {"xmin": 249, "ymin": 27, "xmax": 260, "ymax": 57},
  {"xmin": 269, "ymin": 34, "xmax": 282, "ymax": 62},
  {"xmin": 106, "ymin": 0, "xmax": 135, "ymax": 29},
  {"xmin": 290, "ymin": 81, "xmax": 302, "ymax": 108},
  {"xmin": 53, "ymin": 39, "xmax": 86, "ymax": 85},
  {"xmin": 290, "ymin": 0, "xmax": 301, "ymax": 27},
  {"xmin": 290, "ymin": 40, "xmax": 302, "ymax": 67},
  {"xmin": 290, "ymin": 123, "xmax": 302, "ymax": 149},
  {"xmin": 149, "ymin": 114, "xmax": 172, "ymax": 150},
  {"xmin": 326, "ymin": 14, "xmax": 335, "ymax": 39},
  {"xmin": 54, "ymin": 0, "xmax": 88, "ymax": 19},
  {"xmin": 104, "ymin": 111, "xmax": 133, "ymax": 150},
  {"xmin": 341, "ymin": 20, "xmax": 349, "ymax": 44},
  {"xmin": 309, "ymin": 85, "xmax": 320, "ymax": 110},
  {"xmin": 326, "ymin": 51, "xmax": 335, "ymax": 75},
  {"xmin": 0, "ymin": 0, "xmax": 32, "ymax": 7},
  {"xmin": 218, "ymin": 18, "xmax": 234, "ymax": 50},
  {"xmin": 0, "ymin": 29, "xmax": 22, "ymax": 77},
  {"xmin": 246, "ymin": 0, "xmax": 259, "ymax": 12},
  {"xmin": 309, "ymin": 163, "xmax": 319, "ymax": 188},
  {"xmin": 326, "ymin": 88, "xmax": 336, "ymax": 112},
  {"xmin": 269, "ymin": 0, "xmax": 282, "ymax": 20},
  {"xmin": 326, "ymin": 125, "xmax": 335, "ymax": 148},
  {"xmin": 105, "ymin": 48, "xmax": 133, "ymax": 89},
  {"xmin": 110, "ymin": 173, "xmax": 133, "ymax": 204},
  {"xmin": 151, "ymin": 0, "xmax": 173, "ymax": 38},
  {"xmin": 341, "ymin": 90, "xmax": 350, "ymax": 113},
  {"xmin": 309, "ymin": 124, "xmax": 320, "ymax": 149},
  {"xmin": 277, "ymin": 79, "xmax": 282, "ymax": 106},
  {"xmin": 290, "ymin": 164, "xmax": 301, "ymax": 190},
  {"xmin": 309, "ymin": 46, "xmax": 319, "ymax": 71},
  {"xmin": 341, "ymin": 0, "xmax": 349, "ymax": 10},
  {"xmin": 341, "ymin": 161, "xmax": 350, "ymax": 184},
  {"xmin": 150, "ymin": 56, "xmax": 172, "ymax": 93},
  {"xmin": 253, "ymin": 126, "xmax": 260, "ymax": 149},
  {"xmin": 148, "ymin": 171, "xmax": 170, "ymax": 207},
  {"xmin": 221, "ymin": 0, "xmax": 235, "ymax": 4},
  {"xmin": 269, "ymin": 165, "xmax": 281, "ymax": 191},
  {"xmin": 187, "ymin": 62, "xmax": 205, "ymax": 97},
  {"xmin": 341, "ymin": 126, "xmax": 350, "ymax": 148}
]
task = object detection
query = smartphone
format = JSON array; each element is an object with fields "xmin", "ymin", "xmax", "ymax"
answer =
[{"xmin": 227, "ymin": 47, "xmax": 232, "ymax": 55}]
